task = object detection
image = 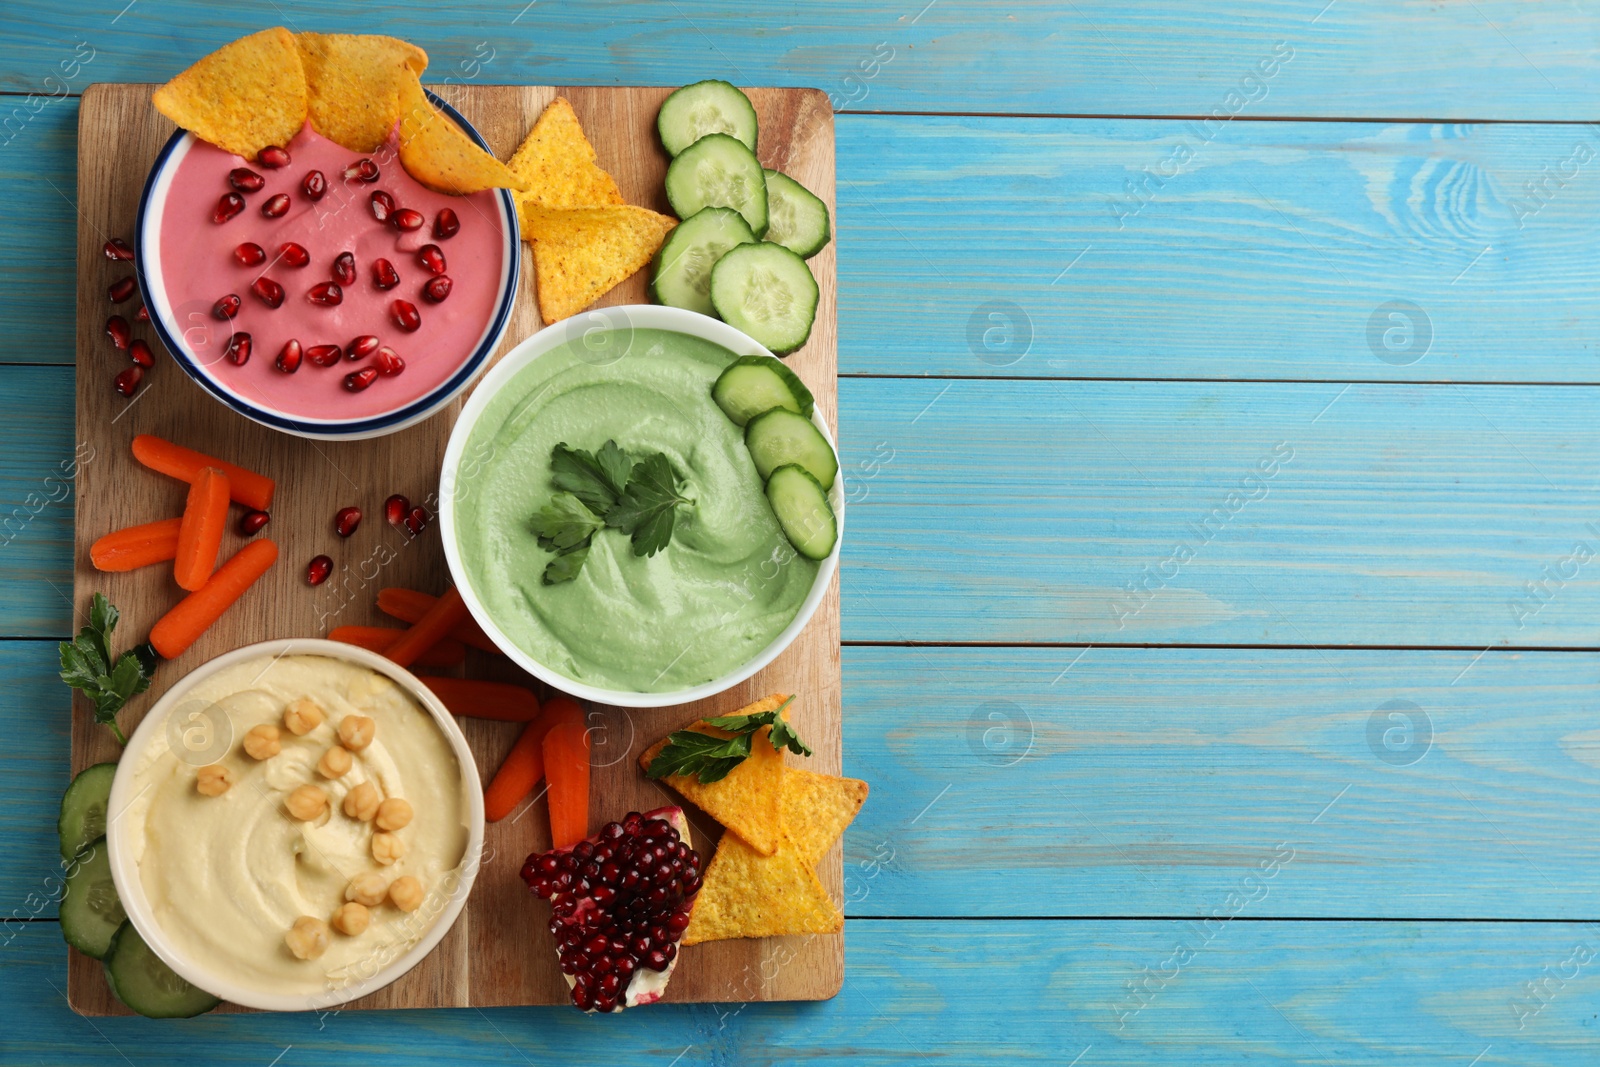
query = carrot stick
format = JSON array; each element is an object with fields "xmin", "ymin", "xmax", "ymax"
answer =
[
  {"xmin": 376, "ymin": 587, "xmax": 501, "ymax": 654},
  {"xmin": 131, "ymin": 434, "xmax": 275, "ymax": 511},
  {"xmin": 420, "ymin": 676, "xmax": 541, "ymax": 721},
  {"xmin": 542, "ymin": 696, "xmax": 590, "ymax": 847},
  {"xmin": 382, "ymin": 585, "xmax": 468, "ymax": 669},
  {"xmin": 328, "ymin": 626, "xmax": 466, "ymax": 668},
  {"xmin": 149, "ymin": 539, "xmax": 278, "ymax": 659},
  {"xmin": 172, "ymin": 467, "xmax": 230, "ymax": 592},
  {"xmin": 89, "ymin": 518, "xmax": 183, "ymax": 572},
  {"xmin": 484, "ymin": 710, "xmax": 558, "ymax": 823}
]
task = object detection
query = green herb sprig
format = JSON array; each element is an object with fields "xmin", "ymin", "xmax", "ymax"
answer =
[
  {"xmin": 646, "ymin": 697, "xmax": 810, "ymax": 783},
  {"xmin": 58, "ymin": 594, "xmax": 157, "ymax": 744},
  {"xmin": 533, "ymin": 441, "xmax": 693, "ymax": 584}
]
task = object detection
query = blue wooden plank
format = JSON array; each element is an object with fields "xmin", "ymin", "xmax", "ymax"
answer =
[{"xmin": 0, "ymin": 366, "xmax": 77, "ymax": 637}]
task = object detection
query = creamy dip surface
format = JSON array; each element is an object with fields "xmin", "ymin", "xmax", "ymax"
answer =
[
  {"xmin": 127, "ymin": 655, "xmax": 470, "ymax": 999},
  {"xmin": 454, "ymin": 328, "xmax": 820, "ymax": 692}
]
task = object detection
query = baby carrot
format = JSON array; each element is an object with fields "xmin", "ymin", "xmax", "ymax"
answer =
[
  {"xmin": 149, "ymin": 539, "xmax": 278, "ymax": 659},
  {"xmin": 542, "ymin": 696, "xmax": 590, "ymax": 848},
  {"xmin": 383, "ymin": 585, "xmax": 467, "ymax": 669},
  {"xmin": 131, "ymin": 434, "xmax": 275, "ymax": 511},
  {"xmin": 172, "ymin": 467, "xmax": 229, "ymax": 592},
  {"xmin": 376, "ymin": 587, "xmax": 501, "ymax": 654},
  {"xmin": 420, "ymin": 676, "xmax": 541, "ymax": 721},
  {"xmin": 484, "ymin": 711, "xmax": 557, "ymax": 823},
  {"xmin": 328, "ymin": 625, "xmax": 467, "ymax": 668},
  {"xmin": 89, "ymin": 517, "xmax": 182, "ymax": 572}
]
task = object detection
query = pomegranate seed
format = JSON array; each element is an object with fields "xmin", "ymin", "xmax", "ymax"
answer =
[
  {"xmin": 224, "ymin": 332, "xmax": 252, "ymax": 366},
  {"xmin": 344, "ymin": 367, "xmax": 379, "ymax": 391},
  {"xmin": 385, "ymin": 494, "xmax": 410, "ymax": 526},
  {"xmin": 251, "ymin": 276, "xmax": 285, "ymax": 308},
  {"xmin": 134, "ymin": 304, "xmax": 149, "ymax": 323},
  {"xmin": 306, "ymin": 555, "xmax": 333, "ymax": 586},
  {"xmin": 102, "ymin": 237, "xmax": 134, "ymax": 261},
  {"xmin": 391, "ymin": 208, "xmax": 424, "ymax": 232},
  {"xmin": 343, "ymin": 158, "xmax": 379, "ymax": 183},
  {"xmin": 275, "ymin": 338, "xmax": 303, "ymax": 373},
  {"xmin": 306, "ymin": 344, "xmax": 343, "ymax": 367},
  {"xmin": 228, "ymin": 167, "xmax": 265, "ymax": 193},
  {"xmin": 434, "ymin": 208, "xmax": 459, "ymax": 239},
  {"xmin": 113, "ymin": 365, "xmax": 144, "ymax": 397},
  {"xmin": 258, "ymin": 145, "xmax": 291, "ymax": 169},
  {"xmin": 334, "ymin": 506, "xmax": 362, "ymax": 537},
  {"xmin": 417, "ymin": 244, "xmax": 446, "ymax": 275},
  {"xmin": 371, "ymin": 258, "xmax": 399, "ymax": 290},
  {"xmin": 278, "ymin": 242, "xmax": 310, "ymax": 268},
  {"xmin": 105, "ymin": 315, "xmax": 131, "ymax": 350},
  {"xmin": 233, "ymin": 242, "xmax": 266, "ymax": 267},
  {"xmin": 301, "ymin": 169, "xmax": 327, "ymax": 201},
  {"xmin": 374, "ymin": 346, "xmax": 405, "ymax": 377},
  {"xmin": 108, "ymin": 277, "xmax": 136, "ymax": 304},
  {"xmin": 369, "ymin": 190, "xmax": 395, "ymax": 222},
  {"xmin": 308, "ymin": 282, "xmax": 343, "ymax": 306},
  {"xmin": 128, "ymin": 339, "xmax": 154, "ymax": 368},
  {"xmin": 405, "ymin": 506, "xmax": 431, "ymax": 536},
  {"xmin": 347, "ymin": 335, "xmax": 380, "ymax": 360},
  {"xmin": 422, "ymin": 276, "xmax": 452, "ymax": 303},
  {"xmin": 261, "ymin": 193, "xmax": 291, "ymax": 218},
  {"xmin": 213, "ymin": 193, "xmax": 245, "ymax": 223},
  {"xmin": 391, "ymin": 299, "xmax": 421, "ymax": 332},
  {"xmin": 213, "ymin": 294, "xmax": 241, "ymax": 319},
  {"xmin": 331, "ymin": 252, "xmax": 356, "ymax": 286},
  {"xmin": 239, "ymin": 510, "xmax": 271, "ymax": 536}
]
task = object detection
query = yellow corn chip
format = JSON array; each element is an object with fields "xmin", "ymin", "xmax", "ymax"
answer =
[
  {"xmin": 152, "ymin": 28, "xmax": 308, "ymax": 161},
  {"xmin": 683, "ymin": 830, "xmax": 843, "ymax": 945},
  {"xmin": 396, "ymin": 73, "xmax": 528, "ymax": 194},
  {"xmin": 524, "ymin": 205, "xmax": 676, "ymax": 324},
  {"xmin": 784, "ymin": 768, "xmax": 869, "ymax": 867},
  {"xmin": 297, "ymin": 33, "xmax": 428, "ymax": 153},
  {"xmin": 508, "ymin": 97, "xmax": 624, "ymax": 213}
]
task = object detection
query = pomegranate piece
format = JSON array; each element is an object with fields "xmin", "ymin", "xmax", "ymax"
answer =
[
  {"xmin": 228, "ymin": 167, "xmax": 265, "ymax": 193},
  {"xmin": 521, "ymin": 808, "xmax": 701, "ymax": 1013},
  {"xmin": 374, "ymin": 346, "xmax": 405, "ymax": 377},
  {"xmin": 113, "ymin": 365, "xmax": 144, "ymax": 397},
  {"xmin": 128, "ymin": 339, "xmax": 155, "ymax": 368},
  {"xmin": 369, "ymin": 190, "xmax": 395, "ymax": 222},
  {"xmin": 405, "ymin": 505, "xmax": 431, "ymax": 536},
  {"xmin": 134, "ymin": 304, "xmax": 149, "ymax": 323},
  {"xmin": 343, "ymin": 367, "xmax": 379, "ymax": 392},
  {"xmin": 102, "ymin": 237, "xmax": 134, "ymax": 261},
  {"xmin": 275, "ymin": 338, "xmax": 303, "ymax": 373},
  {"xmin": 306, "ymin": 343, "xmax": 343, "ymax": 367},
  {"xmin": 308, "ymin": 281, "xmax": 344, "ymax": 307},
  {"xmin": 334, "ymin": 506, "xmax": 362, "ymax": 537},
  {"xmin": 347, "ymin": 334, "xmax": 380, "ymax": 361},
  {"xmin": 239, "ymin": 509, "xmax": 271, "ymax": 536},
  {"xmin": 434, "ymin": 208, "xmax": 460, "ymax": 239},
  {"xmin": 417, "ymin": 244, "xmax": 446, "ymax": 275},
  {"xmin": 301, "ymin": 169, "xmax": 327, "ymax": 201},
  {"xmin": 371, "ymin": 258, "xmax": 400, "ymax": 290},
  {"xmin": 261, "ymin": 193, "xmax": 291, "ymax": 218},
  {"xmin": 105, "ymin": 315, "xmax": 131, "ymax": 350},
  {"xmin": 258, "ymin": 145, "xmax": 291, "ymax": 169},
  {"xmin": 224, "ymin": 332, "xmax": 252, "ymax": 366},
  {"xmin": 385, "ymin": 493, "xmax": 410, "ymax": 526},
  {"xmin": 423, "ymin": 276, "xmax": 453, "ymax": 303},
  {"xmin": 213, "ymin": 294, "xmax": 241, "ymax": 320},
  {"xmin": 251, "ymin": 276, "xmax": 285, "ymax": 308},
  {"xmin": 331, "ymin": 251, "xmax": 356, "ymax": 286},
  {"xmin": 390, "ymin": 299, "xmax": 421, "ymax": 332},
  {"xmin": 278, "ymin": 242, "xmax": 310, "ymax": 268},
  {"xmin": 391, "ymin": 207, "xmax": 425, "ymax": 232},
  {"xmin": 343, "ymin": 158, "xmax": 379, "ymax": 183},
  {"xmin": 108, "ymin": 277, "xmax": 137, "ymax": 304},
  {"xmin": 306, "ymin": 555, "xmax": 333, "ymax": 586},
  {"xmin": 233, "ymin": 241, "xmax": 267, "ymax": 267},
  {"xmin": 213, "ymin": 193, "xmax": 245, "ymax": 223}
]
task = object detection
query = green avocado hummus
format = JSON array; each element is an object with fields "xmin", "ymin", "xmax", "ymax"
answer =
[{"xmin": 454, "ymin": 328, "xmax": 821, "ymax": 693}]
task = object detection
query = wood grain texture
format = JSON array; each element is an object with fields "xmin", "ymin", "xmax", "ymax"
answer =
[{"xmin": 66, "ymin": 83, "xmax": 839, "ymax": 1014}]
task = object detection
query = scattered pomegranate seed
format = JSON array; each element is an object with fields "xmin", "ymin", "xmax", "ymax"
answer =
[
  {"xmin": 347, "ymin": 335, "xmax": 380, "ymax": 361},
  {"xmin": 278, "ymin": 242, "xmax": 310, "ymax": 268},
  {"xmin": 374, "ymin": 346, "xmax": 405, "ymax": 377},
  {"xmin": 308, "ymin": 281, "xmax": 344, "ymax": 306},
  {"xmin": 334, "ymin": 506, "xmax": 362, "ymax": 537},
  {"xmin": 105, "ymin": 315, "xmax": 131, "ymax": 350},
  {"xmin": 134, "ymin": 303, "xmax": 149, "ymax": 323},
  {"xmin": 405, "ymin": 505, "xmax": 431, "ymax": 536},
  {"xmin": 102, "ymin": 237, "xmax": 134, "ymax": 261},
  {"xmin": 214, "ymin": 193, "xmax": 245, "ymax": 223},
  {"xmin": 306, "ymin": 344, "xmax": 343, "ymax": 366},
  {"xmin": 423, "ymin": 276, "xmax": 452, "ymax": 303},
  {"xmin": 434, "ymin": 208, "xmax": 459, "ymax": 239},
  {"xmin": 224, "ymin": 332, "xmax": 252, "ymax": 366},
  {"xmin": 372, "ymin": 258, "xmax": 400, "ymax": 290},
  {"xmin": 128, "ymin": 339, "xmax": 155, "ymax": 368},
  {"xmin": 344, "ymin": 367, "xmax": 379, "ymax": 392},
  {"xmin": 113, "ymin": 365, "xmax": 144, "ymax": 397},
  {"xmin": 239, "ymin": 510, "xmax": 271, "ymax": 536},
  {"xmin": 332, "ymin": 252, "xmax": 356, "ymax": 286},
  {"xmin": 306, "ymin": 555, "xmax": 333, "ymax": 586},
  {"xmin": 385, "ymin": 494, "xmax": 410, "ymax": 526},
  {"xmin": 233, "ymin": 242, "xmax": 267, "ymax": 267},
  {"xmin": 108, "ymin": 277, "xmax": 137, "ymax": 304},
  {"xmin": 417, "ymin": 244, "xmax": 446, "ymax": 275},
  {"xmin": 258, "ymin": 145, "xmax": 291, "ymax": 169},
  {"xmin": 228, "ymin": 167, "xmax": 265, "ymax": 193},
  {"xmin": 213, "ymin": 294, "xmax": 241, "ymax": 319},
  {"xmin": 343, "ymin": 158, "xmax": 379, "ymax": 183},
  {"xmin": 391, "ymin": 208, "xmax": 425, "ymax": 232},
  {"xmin": 261, "ymin": 193, "xmax": 291, "ymax": 218},
  {"xmin": 276, "ymin": 338, "xmax": 303, "ymax": 373},
  {"xmin": 301, "ymin": 169, "xmax": 327, "ymax": 201},
  {"xmin": 369, "ymin": 190, "xmax": 395, "ymax": 222},
  {"xmin": 391, "ymin": 299, "xmax": 421, "ymax": 332},
  {"xmin": 251, "ymin": 276, "xmax": 285, "ymax": 308}
]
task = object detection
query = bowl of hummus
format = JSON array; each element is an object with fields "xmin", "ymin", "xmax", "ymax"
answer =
[
  {"xmin": 105, "ymin": 639, "xmax": 484, "ymax": 1012},
  {"xmin": 440, "ymin": 305, "xmax": 842, "ymax": 707}
]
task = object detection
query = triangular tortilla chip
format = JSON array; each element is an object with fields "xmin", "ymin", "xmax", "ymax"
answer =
[
  {"xmin": 297, "ymin": 33, "xmax": 427, "ymax": 153},
  {"xmin": 508, "ymin": 97, "xmax": 624, "ymax": 213},
  {"xmin": 784, "ymin": 768, "xmax": 869, "ymax": 867},
  {"xmin": 683, "ymin": 830, "xmax": 843, "ymax": 945},
  {"xmin": 524, "ymin": 205, "xmax": 676, "ymax": 323},
  {"xmin": 152, "ymin": 28, "xmax": 308, "ymax": 161},
  {"xmin": 396, "ymin": 73, "xmax": 528, "ymax": 194}
]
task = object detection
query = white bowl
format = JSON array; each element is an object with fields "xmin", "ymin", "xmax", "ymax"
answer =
[
  {"xmin": 439, "ymin": 305, "xmax": 843, "ymax": 708},
  {"xmin": 105, "ymin": 638, "xmax": 486, "ymax": 1013}
]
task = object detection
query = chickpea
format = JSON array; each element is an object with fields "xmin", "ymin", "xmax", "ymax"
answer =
[
  {"xmin": 317, "ymin": 745, "xmax": 353, "ymax": 779},
  {"xmin": 342, "ymin": 780, "xmax": 381, "ymax": 821},
  {"xmin": 331, "ymin": 901, "xmax": 370, "ymax": 936},
  {"xmin": 285, "ymin": 784, "xmax": 328, "ymax": 821},
  {"xmin": 337, "ymin": 714, "xmax": 376, "ymax": 751},
  {"xmin": 371, "ymin": 831, "xmax": 406, "ymax": 866},
  {"xmin": 389, "ymin": 875, "xmax": 424, "ymax": 913},
  {"xmin": 375, "ymin": 797, "xmax": 413, "ymax": 831},
  {"xmin": 285, "ymin": 915, "xmax": 330, "ymax": 960},
  {"xmin": 283, "ymin": 697, "xmax": 325, "ymax": 736},
  {"xmin": 242, "ymin": 723, "xmax": 281, "ymax": 760},
  {"xmin": 195, "ymin": 763, "xmax": 234, "ymax": 797},
  {"xmin": 345, "ymin": 870, "xmax": 389, "ymax": 907}
]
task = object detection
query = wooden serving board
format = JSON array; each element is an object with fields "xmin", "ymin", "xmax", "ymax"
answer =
[{"xmin": 69, "ymin": 83, "xmax": 839, "ymax": 1015}]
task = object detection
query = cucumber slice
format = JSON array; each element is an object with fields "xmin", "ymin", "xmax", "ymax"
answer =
[
  {"xmin": 665, "ymin": 134, "xmax": 769, "ymax": 237},
  {"xmin": 709, "ymin": 243, "xmax": 819, "ymax": 356},
  {"xmin": 745, "ymin": 408, "xmax": 838, "ymax": 490},
  {"xmin": 657, "ymin": 80, "xmax": 758, "ymax": 157},
  {"xmin": 103, "ymin": 920, "xmax": 220, "ymax": 1018},
  {"xmin": 712, "ymin": 354, "xmax": 816, "ymax": 426},
  {"xmin": 763, "ymin": 170, "xmax": 831, "ymax": 259},
  {"xmin": 60, "ymin": 837, "xmax": 125, "ymax": 960},
  {"xmin": 650, "ymin": 207, "xmax": 757, "ymax": 316},
  {"xmin": 59, "ymin": 762, "xmax": 117, "ymax": 861},
  {"xmin": 766, "ymin": 465, "xmax": 838, "ymax": 561}
]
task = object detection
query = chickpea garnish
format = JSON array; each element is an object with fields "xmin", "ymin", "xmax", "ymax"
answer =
[
  {"xmin": 371, "ymin": 831, "xmax": 406, "ymax": 865},
  {"xmin": 331, "ymin": 901, "xmax": 371, "ymax": 936},
  {"xmin": 342, "ymin": 780, "xmax": 381, "ymax": 821},
  {"xmin": 389, "ymin": 875, "xmax": 424, "ymax": 913},
  {"xmin": 317, "ymin": 745, "xmax": 353, "ymax": 779},
  {"xmin": 338, "ymin": 714, "xmax": 376, "ymax": 751},
  {"xmin": 346, "ymin": 871, "xmax": 389, "ymax": 907},
  {"xmin": 283, "ymin": 697, "xmax": 325, "ymax": 736},
  {"xmin": 195, "ymin": 763, "xmax": 234, "ymax": 797},
  {"xmin": 242, "ymin": 723, "xmax": 281, "ymax": 760},
  {"xmin": 285, "ymin": 915, "xmax": 330, "ymax": 960},
  {"xmin": 375, "ymin": 797, "xmax": 413, "ymax": 831},
  {"xmin": 285, "ymin": 784, "xmax": 328, "ymax": 821}
]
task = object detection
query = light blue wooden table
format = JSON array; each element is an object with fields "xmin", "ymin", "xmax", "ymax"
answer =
[{"xmin": 5, "ymin": 2, "xmax": 1600, "ymax": 1062}]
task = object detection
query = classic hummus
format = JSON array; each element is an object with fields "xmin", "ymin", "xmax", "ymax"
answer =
[
  {"xmin": 454, "ymin": 327, "xmax": 820, "ymax": 692},
  {"xmin": 125, "ymin": 654, "xmax": 470, "ymax": 999}
]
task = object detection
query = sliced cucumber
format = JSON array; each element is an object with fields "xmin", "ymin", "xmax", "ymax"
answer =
[
  {"xmin": 745, "ymin": 408, "xmax": 838, "ymax": 490},
  {"xmin": 713, "ymin": 354, "xmax": 815, "ymax": 426},
  {"xmin": 665, "ymin": 134, "xmax": 769, "ymax": 237},
  {"xmin": 763, "ymin": 170, "xmax": 831, "ymax": 259},
  {"xmin": 766, "ymin": 465, "xmax": 838, "ymax": 561},
  {"xmin": 657, "ymin": 80, "xmax": 758, "ymax": 157},
  {"xmin": 103, "ymin": 920, "xmax": 220, "ymax": 1018},
  {"xmin": 60, "ymin": 837, "xmax": 125, "ymax": 960},
  {"xmin": 709, "ymin": 242, "xmax": 819, "ymax": 356},
  {"xmin": 59, "ymin": 762, "xmax": 117, "ymax": 862},
  {"xmin": 650, "ymin": 207, "xmax": 757, "ymax": 316}
]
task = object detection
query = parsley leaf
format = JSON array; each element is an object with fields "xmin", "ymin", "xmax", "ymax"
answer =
[
  {"xmin": 532, "ymin": 492, "xmax": 605, "ymax": 553},
  {"xmin": 647, "ymin": 697, "xmax": 808, "ymax": 783},
  {"xmin": 542, "ymin": 541, "xmax": 591, "ymax": 585},
  {"xmin": 58, "ymin": 594, "xmax": 154, "ymax": 744},
  {"xmin": 606, "ymin": 453, "xmax": 693, "ymax": 557},
  {"xmin": 551, "ymin": 441, "xmax": 632, "ymax": 515}
]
